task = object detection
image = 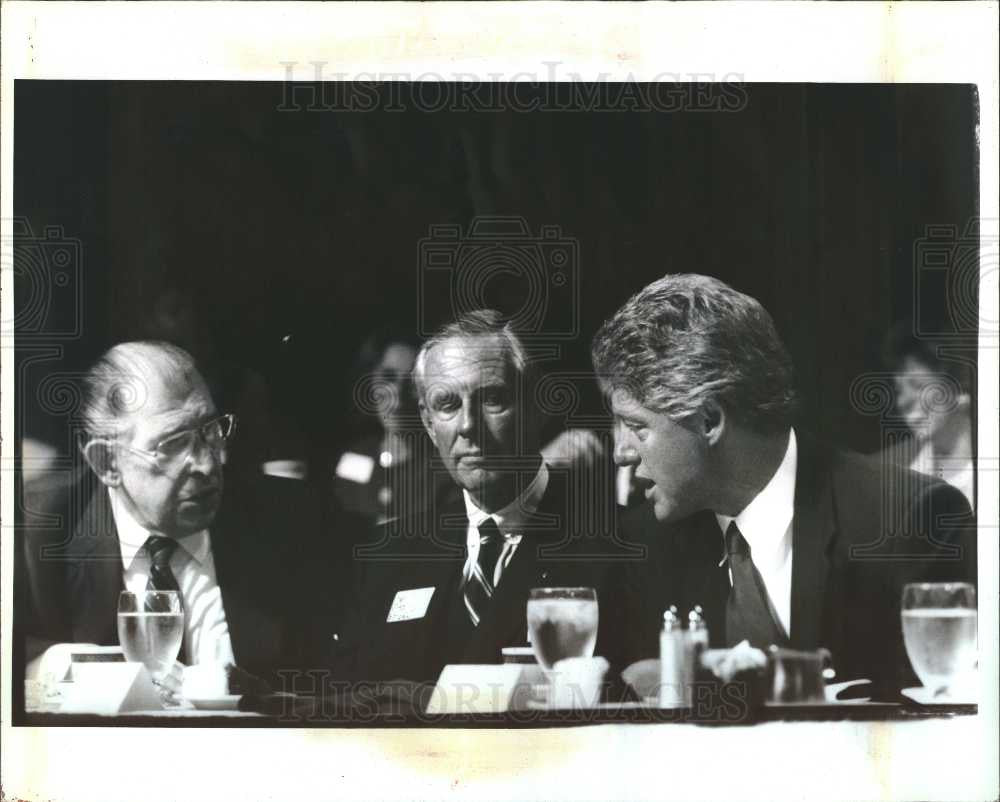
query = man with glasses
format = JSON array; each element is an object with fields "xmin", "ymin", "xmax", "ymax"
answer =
[{"xmin": 20, "ymin": 340, "xmax": 328, "ymax": 690}]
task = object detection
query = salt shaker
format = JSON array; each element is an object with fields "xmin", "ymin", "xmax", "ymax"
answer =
[
  {"xmin": 686, "ymin": 605, "xmax": 710, "ymax": 689},
  {"xmin": 659, "ymin": 606, "xmax": 687, "ymax": 708},
  {"xmin": 687, "ymin": 605, "xmax": 709, "ymax": 650}
]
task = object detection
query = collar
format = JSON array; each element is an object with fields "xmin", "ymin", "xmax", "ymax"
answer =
[
  {"xmin": 463, "ymin": 461, "xmax": 550, "ymax": 540},
  {"xmin": 109, "ymin": 487, "xmax": 210, "ymax": 571},
  {"xmin": 716, "ymin": 428, "xmax": 797, "ymax": 566}
]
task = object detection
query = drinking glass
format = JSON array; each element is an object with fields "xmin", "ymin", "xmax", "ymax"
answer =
[
  {"xmin": 901, "ymin": 582, "xmax": 977, "ymax": 697},
  {"xmin": 526, "ymin": 587, "xmax": 599, "ymax": 673},
  {"xmin": 117, "ymin": 590, "xmax": 184, "ymax": 683}
]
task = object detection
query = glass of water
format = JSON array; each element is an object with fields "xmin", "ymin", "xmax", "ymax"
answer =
[
  {"xmin": 901, "ymin": 582, "xmax": 977, "ymax": 698},
  {"xmin": 117, "ymin": 590, "xmax": 184, "ymax": 684},
  {"xmin": 526, "ymin": 587, "xmax": 599, "ymax": 673}
]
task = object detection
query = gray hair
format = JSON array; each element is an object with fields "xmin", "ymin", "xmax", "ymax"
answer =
[
  {"xmin": 591, "ymin": 273, "xmax": 797, "ymax": 434},
  {"xmin": 412, "ymin": 309, "xmax": 529, "ymax": 403},
  {"xmin": 80, "ymin": 340, "xmax": 203, "ymax": 439}
]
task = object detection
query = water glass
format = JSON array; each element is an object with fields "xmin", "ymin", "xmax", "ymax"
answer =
[
  {"xmin": 901, "ymin": 582, "xmax": 977, "ymax": 697},
  {"xmin": 117, "ymin": 590, "xmax": 184, "ymax": 683},
  {"xmin": 526, "ymin": 587, "xmax": 599, "ymax": 673}
]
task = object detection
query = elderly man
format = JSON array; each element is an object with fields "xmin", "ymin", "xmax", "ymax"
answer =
[
  {"xmin": 342, "ymin": 310, "xmax": 619, "ymax": 684},
  {"xmin": 592, "ymin": 274, "xmax": 975, "ymax": 695},
  {"xmin": 19, "ymin": 340, "xmax": 329, "ymax": 690}
]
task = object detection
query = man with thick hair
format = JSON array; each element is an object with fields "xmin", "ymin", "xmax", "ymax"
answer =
[
  {"xmin": 19, "ymin": 340, "xmax": 330, "ymax": 690},
  {"xmin": 592, "ymin": 274, "xmax": 975, "ymax": 694},
  {"xmin": 342, "ymin": 310, "xmax": 619, "ymax": 685}
]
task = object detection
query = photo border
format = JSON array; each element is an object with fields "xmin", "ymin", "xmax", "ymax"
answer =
[{"xmin": 2, "ymin": 3, "xmax": 997, "ymax": 801}]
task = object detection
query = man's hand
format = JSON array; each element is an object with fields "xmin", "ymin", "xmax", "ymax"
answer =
[
  {"xmin": 541, "ymin": 429, "xmax": 605, "ymax": 469},
  {"xmin": 152, "ymin": 660, "xmax": 186, "ymax": 704},
  {"xmin": 700, "ymin": 642, "xmax": 768, "ymax": 683}
]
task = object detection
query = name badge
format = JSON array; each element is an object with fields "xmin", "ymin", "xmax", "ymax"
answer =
[
  {"xmin": 336, "ymin": 452, "xmax": 375, "ymax": 484},
  {"xmin": 387, "ymin": 587, "xmax": 436, "ymax": 622}
]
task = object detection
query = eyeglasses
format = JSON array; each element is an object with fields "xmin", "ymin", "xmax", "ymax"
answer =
[{"xmin": 119, "ymin": 414, "xmax": 237, "ymax": 467}]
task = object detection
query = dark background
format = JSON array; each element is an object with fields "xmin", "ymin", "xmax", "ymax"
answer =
[{"xmin": 13, "ymin": 82, "xmax": 979, "ymax": 471}]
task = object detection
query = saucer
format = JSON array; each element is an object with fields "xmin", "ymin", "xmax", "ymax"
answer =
[
  {"xmin": 901, "ymin": 686, "xmax": 977, "ymax": 706},
  {"xmin": 186, "ymin": 694, "xmax": 242, "ymax": 711}
]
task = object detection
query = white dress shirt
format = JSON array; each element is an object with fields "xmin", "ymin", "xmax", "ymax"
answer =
[
  {"xmin": 715, "ymin": 429, "xmax": 798, "ymax": 639},
  {"xmin": 910, "ymin": 435, "xmax": 975, "ymax": 511},
  {"xmin": 462, "ymin": 462, "xmax": 550, "ymax": 588},
  {"xmin": 110, "ymin": 488, "xmax": 236, "ymax": 666}
]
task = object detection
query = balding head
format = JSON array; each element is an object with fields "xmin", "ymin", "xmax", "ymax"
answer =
[
  {"xmin": 78, "ymin": 341, "xmax": 223, "ymax": 538},
  {"xmin": 80, "ymin": 341, "xmax": 208, "ymax": 441}
]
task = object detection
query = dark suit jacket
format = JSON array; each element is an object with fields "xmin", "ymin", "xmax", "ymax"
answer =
[
  {"xmin": 609, "ymin": 434, "xmax": 976, "ymax": 695},
  {"xmin": 18, "ymin": 470, "xmax": 336, "ymax": 685},
  {"xmin": 339, "ymin": 466, "xmax": 629, "ymax": 685}
]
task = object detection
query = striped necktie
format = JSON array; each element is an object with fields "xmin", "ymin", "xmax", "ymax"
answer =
[
  {"xmin": 462, "ymin": 518, "xmax": 503, "ymax": 627},
  {"xmin": 723, "ymin": 521, "xmax": 787, "ymax": 648},
  {"xmin": 144, "ymin": 535, "xmax": 187, "ymax": 663},
  {"xmin": 145, "ymin": 536, "xmax": 181, "ymax": 593}
]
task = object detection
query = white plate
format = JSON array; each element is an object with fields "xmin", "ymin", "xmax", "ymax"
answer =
[
  {"xmin": 186, "ymin": 694, "xmax": 242, "ymax": 711},
  {"xmin": 901, "ymin": 686, "xmax": 977, "ymax": 706}
]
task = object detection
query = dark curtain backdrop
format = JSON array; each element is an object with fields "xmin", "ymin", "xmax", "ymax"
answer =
[{"xmin": 14, "ymin": 82, "xmax": 978, "ymax": 464}]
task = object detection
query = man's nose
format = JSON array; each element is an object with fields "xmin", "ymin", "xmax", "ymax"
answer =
[
  {"xmin": 613, "ymin": 432, "xmax": 638, "ymax": 467},
  {"xmin": 457, "ymin": 402, "xmax": 478, "ymax": 436},
  {"xmin": 186, "ymin": 434, "xmax": 223, "ymax": 473}
]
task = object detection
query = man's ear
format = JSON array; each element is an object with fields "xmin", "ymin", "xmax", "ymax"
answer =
[
  {"xmin": 418, "ymin": 401, "xmax": 436, "ymax": 445},
  {"xmin": 81, "ymin": 439, "xmax": 122, "ymax": 487},
  {"xmin": 700, "ymin": 399, "xmax": 726, "ymax": 447}
]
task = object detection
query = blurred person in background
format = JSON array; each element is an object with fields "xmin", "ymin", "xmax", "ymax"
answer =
[
  {"xmin": 332, "ymin": 329, "xmax": 435, "ymax": 526},
  {"xmin": 880, "ymin": 320, "xmax": 975, "ymax": 510}
]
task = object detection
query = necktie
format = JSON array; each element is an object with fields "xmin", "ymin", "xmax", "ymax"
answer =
[
  {"xmin": 145, "ymin": 536, "xmax": 181, "ymax": 593},
  {"xmin": 144, "ymin": 535, "xmax": 187, "ymax": 663},
  {"xmin": 462, "ymin": 518, "xmax": 504, "ymax": 627},
  {"xmin": 724, "ymin": 522, "xmax": 787, "ymax": 649}
]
